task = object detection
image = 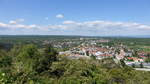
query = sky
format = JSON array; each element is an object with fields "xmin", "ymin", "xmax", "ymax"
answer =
[{"xmin": 0, "ymin": 0, "xmax": 150, "ymax": 36}]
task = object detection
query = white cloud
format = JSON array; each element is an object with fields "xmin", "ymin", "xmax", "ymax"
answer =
[
  {"xmin": 48, "ymin": 25, "xmax": 68, "ymax": 29},
  {"xmin": 0, "ymin": 20, "xmax": 150, "ymax": 35},
  {"xmin": 63, "ymin": 20, "xmax": 76, "ymax": 24},
  {"xmin": 9, "ymin": 19, "xmax": 25, "ymax": 24},
  {"xmin": 0, "ymin": 22, "xmax": 8, "ymax": 27},
  {"xmin": 0, "ymin": 22, "xmax": 39, "ymax": 30},
  {"xmin": 56, "ymin": 14, "xmax": 64, "ymax": 18},
  {"xmin": 13, "ymin": 24, "xmax": 39, "ymax": 29},
  {"xmin": 61, "ymin": 20, "xmax": 150, "ymax": 36},
  {"xmin": 6, "ymin": 19, "xmax": 40, "ymax": 29},
  {"xmin": 27, "ymin": 24, "xmax": 39, "ymax": 29},
  {"xmin": 9, "ymin": 20, "xmax": 17, "ymax": 24}
]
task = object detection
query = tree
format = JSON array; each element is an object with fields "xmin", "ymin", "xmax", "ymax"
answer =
[
  {"xmin": 36, "ymin": 44, "xmax": 58, "ymax": 73},
  {"xmin": 120, "ymin": 59, "xmax": 126, "ymax": 67},
  {"xmin": 132, "ymin": 64, "xmax": 135, "ymax": 68},
  {"xmin": 0, "ymin": 50, "xmax": 12, "ymax": 68},
  {"xmin": 145, "ymin": 54, "xmax": 150, "ymax": 63},
  {"xmin": 86, "ymin": 51, "xmax": 89, "ymax": 56},
  {"xmin": 140, "ymin": 62, "xmax": 143, "ymax": 68},
  {"xmin": 133, "ymin": 50, "xmax": 138, "ymax": 57},
  {"xmin": 91, "ymin": 55, "xmax": 96, "ymax": 60},
  {"xmin": 115, "ymin": 49, "xmax": 120, "ymax": 54},
  {"xmin": 44, "ymin": 44, "xmax": 58, "ymax": 62},
  {"xmin": 14, "ymin": 44, "xmax": 40, "ymax": 73}
]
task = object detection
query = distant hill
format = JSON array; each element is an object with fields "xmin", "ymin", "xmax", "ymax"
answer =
[{"xmin": 0, "ymin": 35, "xmax": 150, "ymax": 38}]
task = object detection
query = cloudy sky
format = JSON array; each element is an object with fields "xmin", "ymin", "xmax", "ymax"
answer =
[{"xmin": 0, "ymin": 0, "xmax": 150, "ymax": 36}]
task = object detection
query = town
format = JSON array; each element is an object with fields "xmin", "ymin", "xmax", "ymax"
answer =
[{"xmin": 58, "ymin": 38, "xmax": 150, "ymax": 70}]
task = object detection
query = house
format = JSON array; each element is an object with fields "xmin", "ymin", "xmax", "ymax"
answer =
[{"xmin": 126, "ymin": 57, "xmax": 144, "ymax": 62}]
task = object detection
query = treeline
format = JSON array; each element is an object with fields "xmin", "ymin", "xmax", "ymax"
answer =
[{"xmin": 0, "ymin": 44, "xmax": 150, "ymax": 84}]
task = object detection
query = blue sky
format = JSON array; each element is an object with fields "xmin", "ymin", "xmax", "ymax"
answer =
[{"xmin": 0, "ymin": 0, "xmax": 150, "ymax": 36}]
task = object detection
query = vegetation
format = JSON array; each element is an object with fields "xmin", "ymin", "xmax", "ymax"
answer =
[
  {"xmin": 145, "ymin": 54, "xmax": 150, "ymax": 63},
  {"xmin": 0, "ymin": 36, "xmax": 150, "ymax": 84},
  {"xmin": 0, "ymin": 44, "xmax": 150, "ymax": 84}
]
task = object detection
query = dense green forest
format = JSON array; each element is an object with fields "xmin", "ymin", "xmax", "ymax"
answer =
[{"xmin": 0, "ymin": 44, "xmax": 150, "ymax": 84}]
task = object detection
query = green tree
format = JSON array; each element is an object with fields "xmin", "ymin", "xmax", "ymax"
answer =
[
  {"xmin": 36, "ymin": 44, "xmax": 58, "ymax": 73},
  {"xmin": 14, "ymin": 44, "xmax": 40, "ymax": 73},
  {"xmin": 0, "ymin": 50, "xmax": 12, "ymax": 68},
  {"xmin": 86, "ymin": 51, "xmax": 89, "ymax": 56},
  {"xmin": 132, "ymin": 64, "xmax": 135, "ymax": 68},
  {"xmin": 44, "ymin": 44, "xmax": 58, "ymax": 62},
  {"xmin": 91, "ymin": 55, "xmax": 96, "ymax": 60},
  {"xmin": 145, "ymin": 54, "xmax": 150, "ymax": 63},
  {"xmin": 140, "ymin": 62, "xmax": 143, "ymax": 68},
  {"xmin": 120, "ymin": 59, "xmax": 126, "ymax": 67}
]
